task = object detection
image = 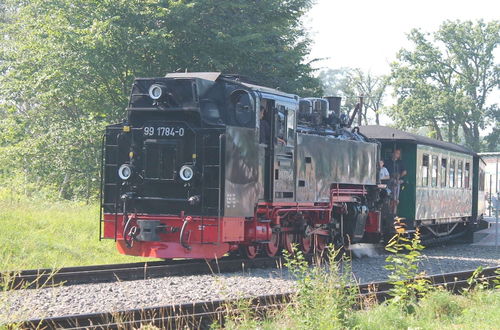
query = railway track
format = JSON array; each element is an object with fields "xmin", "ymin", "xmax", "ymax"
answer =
[
  {"xmin": 1, "ymin": 240, "xmax": 489, "ymax": 291},
  {"xmin": 2, "ymin": 257, "xmax": 284, "ymax": 290},
  {"xmin": 19, "ymin": 266, "xmax": 499, "ymax": 329}
]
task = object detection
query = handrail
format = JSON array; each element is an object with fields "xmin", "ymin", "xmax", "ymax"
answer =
[{"xmin": 98, "ymin": 133, "xmax": 106, "ymax": 241}]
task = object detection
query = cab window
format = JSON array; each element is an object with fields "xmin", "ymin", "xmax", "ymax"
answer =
[
  {"xmin": 229, "ymin": 90, "xmax": 255, "ymax": 128},
  {"xmin": 287, "ymin": 110, "xmax": 295, "ymax": 145},
  {"xmin": 276, "ymin": 106, "xmax": 286, "ymax": 142}
]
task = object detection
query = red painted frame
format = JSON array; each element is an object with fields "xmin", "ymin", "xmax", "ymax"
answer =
[{"xmin": 103, "ymin": 184, "xmax": 374, "ymax": 259}]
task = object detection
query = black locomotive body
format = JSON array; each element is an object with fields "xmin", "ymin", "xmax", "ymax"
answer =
[{"xmin": 100, "ymin": 72, "xmax": 481, "ymax": 259}]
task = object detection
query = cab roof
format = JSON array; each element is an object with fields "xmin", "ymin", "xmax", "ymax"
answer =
[{"xmin": 165, "ymin": 72, "xmax": 298, "ymax": 99}]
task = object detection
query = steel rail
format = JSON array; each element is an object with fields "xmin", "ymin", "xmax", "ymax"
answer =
[
  {"xmin": 18, "ymin": 266, "xmax": 499, "ymax": 329},
  {"xmin": 3, "ymin": 247, "xmax": 495, "ymax": 291},
  {"xmin": 2, "ymin": 257, "xmax": 284, "ymax": 290}
]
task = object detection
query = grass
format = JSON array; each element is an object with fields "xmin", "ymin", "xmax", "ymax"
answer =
[
  {"xmin": 217, "ymin": 242, "xmax": 500, "ymax": 330},
  {"xmin": 352, "ymin": 289, "xmax": 500, "ymax": 330},
  {"xmin": 219, "ymin": 276, "xmax": 500, "ymax": 330},
  {"xmin": 0, "ymin": 199, "xmax": 157, "ymax": 271}
]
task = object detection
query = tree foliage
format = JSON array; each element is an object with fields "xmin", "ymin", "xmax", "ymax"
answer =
[
  {"xmin": 319, "ymin": 67, "xmax": 388, "ymax": 125},
  {"xmin": 390, "ymin": 20, "xmax": 500, "ymax": 150},
  {"xmin": 0, "ymin": 0, "xmax": 321, "ymax": 200}
]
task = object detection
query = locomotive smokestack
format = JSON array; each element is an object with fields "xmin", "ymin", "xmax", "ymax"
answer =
[{"xmin": 325, "ymin": 96, "xmax": 342, "ymax": 117}]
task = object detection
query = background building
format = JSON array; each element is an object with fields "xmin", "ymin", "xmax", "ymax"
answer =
[{"xmin": 478, "ymin": 152, "xmax": 500, "ymax": 216}]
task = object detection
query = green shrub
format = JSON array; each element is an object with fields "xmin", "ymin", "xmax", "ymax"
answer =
[
  {"xmin": 283, "ymin": 245, "xmax": 359, "ymax": 329},
  {"xmin": 222, "ymin": 245, "xmax": 359, "ymax": 330},
  {"xmin": 384, "ymin": 229, "xmax": 432, "ymax": 313}
]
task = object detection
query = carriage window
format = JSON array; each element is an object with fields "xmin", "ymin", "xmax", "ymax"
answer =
[
  {"xmin": 464, "ymin": 162, "xmax": 470, "ymax": 189},
  {"xmin": 441, "ymin": 158, "xmax": 447, "ymax": 187},
  {"xmin": 457, "ymin": 161, "xmax": 463, "ymax": 188},
  {"xmin": 431, "ymin": 155, "xmax": 438, "ymax": 187},
  {"xmin": 449, "ymin": 159, "xmax": 455, "ymax": 188},
  {"xmin": 421, "ymin": 154, "xmax": 429, "ymax": 186}
]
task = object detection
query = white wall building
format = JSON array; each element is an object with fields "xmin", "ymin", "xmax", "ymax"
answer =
[{"xmin": 478, "ymin": 152, "xmax": 500, "ymax": 216}]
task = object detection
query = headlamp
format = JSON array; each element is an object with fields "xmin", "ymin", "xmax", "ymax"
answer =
[
  {"xmin": 118, "ymin": 164, "xmax": 133, "ymax": 180},
  {"xmin": 148, "ymin": 84, "xmax": 164, "ymax": 100},
  {"xmin": 179, "ymin": 165, "xmax": 194, "ymax": 181}
]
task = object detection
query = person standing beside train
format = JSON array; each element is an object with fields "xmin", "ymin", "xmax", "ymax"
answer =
[
  {"xmin": 385, "ymin": 149, "xmax": 407, "ymax": 214},
  {"xmin": 379, "ymin": 160, "xmax": 390, "ymax": 183}
]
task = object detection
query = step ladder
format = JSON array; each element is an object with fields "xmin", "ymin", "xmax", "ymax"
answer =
[
  {"xmin": 99, "ymin": 127, "xmax": 122, "ymax": 241},
  {"xmin": 200, "ymin": 133, "xmax": 223, "ymax": 244}
]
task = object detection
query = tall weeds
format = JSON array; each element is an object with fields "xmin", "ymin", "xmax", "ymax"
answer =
[
  {"xmin": 282, "ymin": 245, "xmax": 358, "ymax": 329},
  {"xmin": 384, "ymin": 229, "xmax": 431, "ymax": 313}
]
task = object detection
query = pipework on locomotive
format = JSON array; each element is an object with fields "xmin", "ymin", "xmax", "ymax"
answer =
[{"xmin": 99, "ymin": 72, "xmax": 484, "ymax": 259}]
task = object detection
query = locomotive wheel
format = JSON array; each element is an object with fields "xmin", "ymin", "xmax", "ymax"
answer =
[
  {"xmin": 300, "ymin": 234, "xmax": 312, "ymax": 254},
  {"xmin": 264, "ymin": 232, "xmax": 280, "ymax": 257},
  {"xmin": 300, "ymin": 225, "xmax": 314, "ymax": 254},
  {"xmin": 283, "ymin": 232, "xmax": 297, "ymax": 255},
  {"xmin": 240, "ymin": 245, "xmax": 258, "ymax": 259},
  {"xmin": 314, "ymin": 235, "xmax": 328, "ymax": 254}
]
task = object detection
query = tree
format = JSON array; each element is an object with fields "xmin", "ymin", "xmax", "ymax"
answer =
[
  {"xmin": 318, "ymin": 68, "xmax": 352, "ymax": 97},
  {"xmin": 347, "ymin": 69, "xmax": 388, "ymax": 125},
  {"xmin": 163, "ymin": 0, "xmax": 322, "ymax": 96},
  {"xmin": 484, "ymin": 104, "xmax": 500, "ymax": 151},
  {"xmin": 0, "ymin": 0, "xmax": 321, "ymax": 200},
  {"xmin": 390, "ymin": 20, "xmax": 500, "ymax": 150},
  {"xmin": 319, "ymin": 68, "xmax": 388, "ymax": 125}
]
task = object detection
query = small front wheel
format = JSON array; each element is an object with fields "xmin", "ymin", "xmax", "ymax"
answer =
[{"xmin": 240, "ymin": 245, "xmax": 259, "ymax": 259}]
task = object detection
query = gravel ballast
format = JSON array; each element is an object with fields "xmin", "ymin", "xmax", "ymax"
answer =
[{"xmin": 1, "ymin": 244, "xmax": 498, "ymax": 322}]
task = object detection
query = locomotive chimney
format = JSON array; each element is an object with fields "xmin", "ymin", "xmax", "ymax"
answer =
[{"xmin": 325, "ymin": 96, "xmax": 342, "ymax": 117}]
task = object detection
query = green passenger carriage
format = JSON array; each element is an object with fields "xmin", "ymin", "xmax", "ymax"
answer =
[{"xmin": 360, "ymin": 126, "xmax": 486, "ymax": 241}]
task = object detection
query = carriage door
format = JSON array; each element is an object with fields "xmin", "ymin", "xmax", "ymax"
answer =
[{"xmin": 272, "ymin": 104, "xmax": 296, "ymax": 202}]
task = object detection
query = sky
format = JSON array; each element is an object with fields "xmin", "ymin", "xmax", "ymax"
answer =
[{"xmin": 305, "ymin": 0, "xmax": 499, "ymax": 74}]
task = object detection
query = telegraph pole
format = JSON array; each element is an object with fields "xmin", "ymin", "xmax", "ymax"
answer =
[
  {"xmin": 490, "ymin": 174, "xmax": 493, "ymax": 216},
  {"xmin": 496, "ymin": 155, "xmax": 499, "ymax": 251},
  {"xmin": 496, "ymin": 155, "xmax": 498, "ymax": 198},
  {"xmin": 358, "ymin": 95, "xmax": 364, "ymax": 126}
]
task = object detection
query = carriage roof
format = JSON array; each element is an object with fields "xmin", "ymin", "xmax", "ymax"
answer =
[{"xmin": 359, "ymin": 125, "xmax": 476, "ymax": 156}]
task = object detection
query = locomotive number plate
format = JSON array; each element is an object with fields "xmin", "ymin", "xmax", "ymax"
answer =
[{"xmin": 143, "ymin": 125, "xmax": 185, "ymax": 137}]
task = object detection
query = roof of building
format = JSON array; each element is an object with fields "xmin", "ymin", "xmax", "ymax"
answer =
[
  {"xmin": 359, "ymin": 125, "xmax": 476, "ymax": 156},
  {"xmin": 477, "ymin": 152, "xmax": 500, "ymax": 157}
]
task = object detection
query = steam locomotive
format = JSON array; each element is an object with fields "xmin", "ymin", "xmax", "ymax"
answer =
[{"xmin": 99, "ymin": 72, "xmax": 485, "ymax": 259}]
